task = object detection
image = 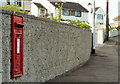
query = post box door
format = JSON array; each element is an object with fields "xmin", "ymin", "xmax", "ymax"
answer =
[
  {"xmin": 11, "ymin": 14, "xmax": 24, "ymax": 77},
  {"xmin": 14, "ymin": 34, "xmax": 22, "ymax": 73}
]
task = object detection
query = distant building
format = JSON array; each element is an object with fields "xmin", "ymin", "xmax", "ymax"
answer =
[
  {"xmin": 51, "ymin": 2, "xmax": 89, "ymax": 22},
  {"xmin": 110, "ymin": 16, "xmax": 120, "ymax": 27},
  {"xmin": 31, "ymin": 0, "xmax": 89, "ymax": 22},
  {"xmin": 87, "ymin": 6, "xmax": 105, "ymax": 25},
  {"xmin": 1, "ymin": 0, "xmax": 31, "ymax": 12}
]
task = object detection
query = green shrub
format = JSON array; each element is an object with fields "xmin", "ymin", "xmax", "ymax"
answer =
[
  {"xmin": 68, "ymin": 20, "xmax": 91, "ymax": 30},
  {"xmin": 52, "ymin": 16, "xmax": 58, "ymax": 22},
  {"xmin": 43, "ymin": 13, "xmax": 50, "ymax": 18},
  {"xmin": 109, "ymin": 26, "xmax": 120, "ymax": 31},
  {"xmin": 0, "ymin": 3, "xmax": 29, "ymax": 14},
  {"xmin": 109, "ymin": 27, "xmax": 115, "ymax": 31},
  {"xmin": 116, "ymin": 26, "xmax": 120, "ymax": 30},
  {"xmin": 69, "ymin": 20, "xmax": 76, "ymax": 24},
  {"xmin": 61, "ymin": 19, "xmax": 68, "ymax": 21}
]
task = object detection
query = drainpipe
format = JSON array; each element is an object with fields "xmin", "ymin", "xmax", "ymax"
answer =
[{"xmin": 23, "ymin": 0, "xmax": 24, "ymax": 10}]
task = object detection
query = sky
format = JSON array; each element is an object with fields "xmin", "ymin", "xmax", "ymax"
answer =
[{"xmin": 65, "ymin": 0, "xmax": 120, "ymax": 23}]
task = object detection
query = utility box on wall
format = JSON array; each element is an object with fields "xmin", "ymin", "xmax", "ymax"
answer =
[{"xmin": 11, "ymin": 14, "xmax": 24, "ymax": 77}]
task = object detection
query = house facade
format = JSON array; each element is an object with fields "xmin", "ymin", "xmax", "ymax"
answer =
[
  {"xmin": 112, "ymin": 16, "xmax": 120, "ymax": 27},
  {"xmin": 109, "ymin": 16, "xmax": 120, "ymax": 37},
  {"xmin": 0, "ymin": 0, "xmax": 31, "ymax": 12},
  {"xmin": 51, "ymin": 2, "xmax": 89, "ymax": 22},
  {"xmin": 31, "ymin": 0, "xmax": 56, "ymax": 17},
  {"xmin": 87, "ymin": 7, "xmax": 105, "ymax": 25},
  {"xmin": 31, "ymin": 0, "xmax": 89, "ymax": 22}
]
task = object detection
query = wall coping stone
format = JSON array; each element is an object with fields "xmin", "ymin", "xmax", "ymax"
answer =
[{"xmin": 0, "ymin": 9, "xmax": 91, "ymax": 32}]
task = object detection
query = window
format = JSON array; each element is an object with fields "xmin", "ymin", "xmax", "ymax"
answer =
[
  {"xmin": 38, "ymin": 8, "xmax": 46, "ymax": 17},
  {"xmin": 63, "ymin": 9, "xmax": 70, "ymax": 16},
  {"xmin": 7, "ymin": 0, "xmax": 21, "ymax": 6},
  {"xmin": 97, "ymin": 14, "xmax": 103, "ymax": 20},
  {"xmin": 41, "ymin": 9, "xmax": 45, "ymax": 14},
  {"xmin": 50, "ymin": 13, "xmax": 53, "ymax": 17},
  {"xmin": 7, "ymin": 0, "xmax": 10, "ymax": 5},
  {"xmin": 17, "ymin": 0, "xmax": 21, "ymax": 6},
  {"xmin": 71, "ymin": 10, "xmax": 75, "ymax": 16},
  {"xmin": 38, "ymin": 9, "xmax": 40, "ymax": 16},
  {"xmin": 10, "ymin": 0, "xmax": 17, "ymax": 5},
  {"xmin": 63, "ymin": 9, "xmax": 81, "ymax": 17},
  {"xmin": 75, "ymin": 11, "xmax": 82, "ymax": 17}
]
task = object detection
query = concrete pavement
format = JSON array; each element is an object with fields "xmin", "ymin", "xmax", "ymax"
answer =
[{"xmin": 47, "ymin": 35, "xmax": 119, "ymax": 82}]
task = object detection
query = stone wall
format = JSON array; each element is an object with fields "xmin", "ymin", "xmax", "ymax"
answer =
[
  {"xmin": 1, "ymin": 9, "xmax": 92, "ymax": 82},
  {"xmin": 0, "ymin": 9, "xmax": 2, "ymax": 84}
]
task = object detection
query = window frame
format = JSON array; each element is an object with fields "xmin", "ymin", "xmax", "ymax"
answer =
[
  {"xmin": 71, "ymin": 10, "xmax": 75, "ymax": 16},
  {"xmin": 7, "ymin": 0, "xmax": 21, "ymax": 7},
  {"xmin": 63, "ymin": 9, "xmax": 70, "ymax": 16},
  {"xmin": 62, "ymin": 9, "xmax": 82, "ymax": 17},
  {"xmin": 38, "ymin": 8, "xmax": 46, "ymax": 16},
  {"xmin": 17, "ymin": 0, "xmax": 21, "ymax": 7},
  {"xmin": 97, "ymin": 14, "xmax": 103, "ymax": 20},
  {"xmin": 75, "ymin": 11, "xmax": 82, "ymax": 17}
]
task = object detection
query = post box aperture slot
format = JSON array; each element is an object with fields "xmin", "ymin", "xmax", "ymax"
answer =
[
  {"xmin": 17, "ymin": 38, "xmax": 20, "ymax": 54},
  {"xmin": 15, "ymin": 23, "xmax": 24, "ymax": 28}
]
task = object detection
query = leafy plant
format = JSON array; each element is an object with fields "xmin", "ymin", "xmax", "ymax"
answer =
[
  {"xmin": 52, "ymin": 16, "xmax": 58, "ymax": 22},
  {"xmin": 109, "ymin": 26, "xmax": 120, "ymax": 31},
  {"xmin": 68, "ymin": 20, "xmax": 91, "ymax": 29},
  {"xmin": 61, "ymin": 19, "xmax": 69, "ymax": 21},
  {"xmin": 43, "ymin": 13, "xmax": 50, "ymax": 18},
  {"xmin": 116, "ymin": 26, "xmax": 120, "ymax": 30},
  {"xmin": 0, "ymin": 3, "xmax": 29, "ymax": 14},
  {"xmin": 109, "ymin": 27, "xmax": 116, "ymax": 31},
  {"xmin": 69, "ymin": 20, "xmax": 76, "ymax": 24},
  {"xmin": 80, "ymin": 23, "xmax": 91, "ymax": 29}
]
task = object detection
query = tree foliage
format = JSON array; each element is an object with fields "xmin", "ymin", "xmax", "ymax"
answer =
[{"xmin": 0, "ymin": 3, "xmax": 29, "ymax": 14}]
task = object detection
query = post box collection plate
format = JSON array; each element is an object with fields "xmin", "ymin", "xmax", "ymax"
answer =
[{"xmin": 11, "ymin": 14, "xmax": 24, "ymax": 77}]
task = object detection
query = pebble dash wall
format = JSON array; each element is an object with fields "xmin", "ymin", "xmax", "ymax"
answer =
[{"xmin": 0, "ymin": 9, "xmax": 92, "ymax": 82}]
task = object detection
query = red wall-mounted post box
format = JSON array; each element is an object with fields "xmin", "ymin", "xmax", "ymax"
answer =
[{"xmin": 11, "ymin": 14, "xmax": 24, "ymax": 77}]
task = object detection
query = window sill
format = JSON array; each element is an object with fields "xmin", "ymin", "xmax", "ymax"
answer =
[
  {"xmin": 75, "ymin": 16, "xmax": 82, "ymax": 17},
  {"xmin": 62, "ymin": 15, "xmax": 81, "ymax": 17}
]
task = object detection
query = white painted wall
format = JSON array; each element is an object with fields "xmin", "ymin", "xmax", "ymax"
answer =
[
  {"xmin": 95, "ymin": 32, "xmax": 98, "ymax": 47},
  {"xmin": 31, "ymin": 2, "xmax": 38, "ymax": 16},
  {"xmin": 109, "ymin": 29, "xmax": 118, "ymax": 37},
  {"xmin": 95, "ymin": 28, "xmax": 105, "ymax": 48},
  {"xmin": 0, "ymin": 0, "xmax": 7, "ymax": 6},
  {"xmin": 31, "ymin": 0, "xmax": 56, "ymax": 17},
  {"xmin": 21, "ymin": 0, "xmax": 31, "ymax": 11},
  {"xmin": 97, "ymin": 28, "xmax": 105, "ymax": 44},
  {"xmin": 94, "ymin": 24, "xmax": 106, "ymax": 46}
]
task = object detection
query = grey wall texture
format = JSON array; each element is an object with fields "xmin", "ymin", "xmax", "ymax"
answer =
[
  {"xmin": 0, "ymin": 9, "xmax": 92, "ymax": 82},
  {"xmin": 0, "ymin": 9, "xmax": 2, "ymax": 84}
]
